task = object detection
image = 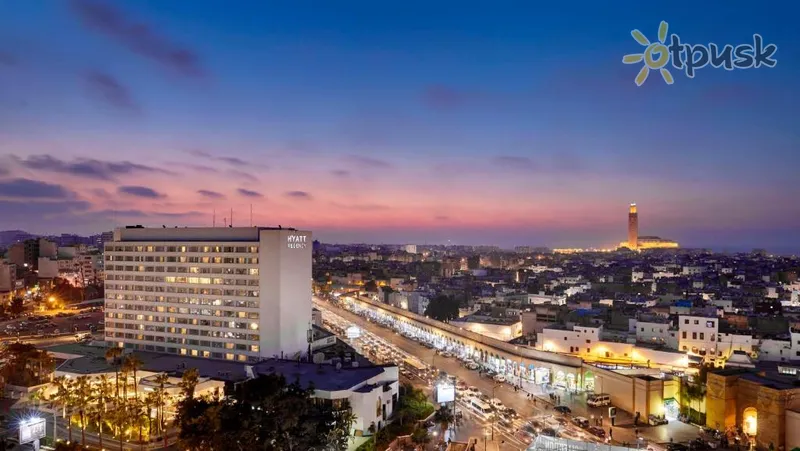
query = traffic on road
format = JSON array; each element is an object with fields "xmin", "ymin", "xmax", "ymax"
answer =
[{"xmin": 316, "ymin": 298, "xmax": 622, "ymax": 450}]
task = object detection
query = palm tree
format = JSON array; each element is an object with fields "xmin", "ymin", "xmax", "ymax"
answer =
[
  {"xmin": 144, "ymin": 391, "xmax": 157, "ymax": 443},
  {"xmin": 433, "ymin": 406, "xmax": 454, "ymax": 442},
  {"xmin": 153, "ymin": 373, "xmax": 169, "ymax": 435},
  {"xmin": 74, "ymin": 375, "xmax": 93, "ymax": 446},
  {"xmin": 105, "ymin": 347, "xmax": 123, "ymax": 399},
  {"xmin": 88, "ymin": 401, "xmax": 105, "ymax": 451},
  {"xmin": 124, "ymin": 355, "xmax": 144, "ymax": 400},
  {"xmin": 179, "ymin": 368, "xmax": 199, "ymax": 399},
  {"xmin": 50, "ymin": 376, "xmax": 76, "ymax": 443}
]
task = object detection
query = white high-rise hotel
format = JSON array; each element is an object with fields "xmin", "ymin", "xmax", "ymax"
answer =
[{"xmin": 104, "ymin": 226, "xmax": 312, "ymax": 362}]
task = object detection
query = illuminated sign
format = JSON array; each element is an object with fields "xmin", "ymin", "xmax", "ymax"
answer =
[
  {"xmin": 19, "ymin": 418, "xmax": 46, "ymax": 444},
  {"xmin": 435, "ymin": 382, "xmax": 455, "ymax": 404},
  {"xmin": 287, "ymin": 234, "xmax": 308, "ymax": 249}
]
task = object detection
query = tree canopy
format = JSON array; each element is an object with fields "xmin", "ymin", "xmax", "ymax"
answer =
[
  {"xmin": 424, "ymin": 295, "xmax": 460, "ymax": 322},
  {"xmin": 0, "ymin": 342, "xmax": 54, "ymax": 386},
  {"xmin": 176, "ymin": 373, "xmax": 355, "ymax": 451}
]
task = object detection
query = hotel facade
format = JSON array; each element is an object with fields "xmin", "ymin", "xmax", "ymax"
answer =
[{"xmin": 103, "ymin": 226, "xmax": 312, "ymax": 362}]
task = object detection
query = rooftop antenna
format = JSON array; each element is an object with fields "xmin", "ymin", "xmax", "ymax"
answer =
[
  {"xmin": 250, "ymin": 204, "xmax": 253, "ymax": 227},
  {"xmin": 230, "ymin": 208, "xmax": 233, "ymax": 227},
  {"xmin": 223, "ymin": 217, "xmax": 227, "ymax": 227},
  {"xmin": 212, "ymin": 209, "xmax": 216, "ymax": 227}
]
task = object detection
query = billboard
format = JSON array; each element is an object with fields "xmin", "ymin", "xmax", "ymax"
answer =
[
  {"xmin": 19, "ymin": 418, "xmax": 46, "ymax": 444},
  {"xmin": 435, "ymin": 382, "xmax": 455, "ymax": 404}
]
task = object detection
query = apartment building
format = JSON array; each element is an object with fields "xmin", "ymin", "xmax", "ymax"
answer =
[
  {"xmin": 104, "ymin": 226, "xmax": 312, "ymax": 363},
  {"xmin": 678, "ymin": 315, "xmax": 719, "ymax": 359}
]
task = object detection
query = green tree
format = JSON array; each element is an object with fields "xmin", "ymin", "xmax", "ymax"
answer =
[
  {"xmin": 123, "ymin": 354, "xmax": 144, "ymax": 400},
  {"xmin": 73, "ymin": 375, "xmax": 93, "ymax": 446},
  {"xmin": 176, "ymin": 373, "xmax": 355, "ymax": 451},
  {"xmin": 364, "ymin": 280, "xmax": 379, "ymax": 293},
  {"xmin": 104, "ymin": 347, "xmax": 123, "ymax": 398},
  {"xmin": 411, "ymin": 427, "xmax": 431, "ymax": 449},
  {"xmin": 0, "ymin": 343, "xmax": 55, "ymax": 386},
  {"xmin": 424, "ymin": 295, "xmax": 460, "ymax": 321},
  {"xmin": 9, "ymin": 296, "xmax": 24, "ymax": 316},
  {"xmin": 433, "ymin": 406, "xmax": 454, "ymax": 441}
]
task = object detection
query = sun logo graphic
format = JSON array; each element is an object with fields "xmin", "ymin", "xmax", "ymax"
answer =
[
  {"xmin": 623, "ymin": 21, "xmax": 778, "ymax": 87},
  {"xmin": 623, "ymin": 21, "xmax": 674, "ymax": 86}
]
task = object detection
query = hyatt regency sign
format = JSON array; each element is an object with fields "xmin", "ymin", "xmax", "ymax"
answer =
[{"xmin": 287, "ymin": 234, "xmax": 308, "ymax": 249}]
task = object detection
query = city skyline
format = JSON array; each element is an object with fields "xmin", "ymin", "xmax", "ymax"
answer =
[{"xmin": 0, "ymin": 1, "xmax": 798, "ymax": 252}]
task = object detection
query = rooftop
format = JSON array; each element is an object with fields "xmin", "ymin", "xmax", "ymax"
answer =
[
  {"xmin": 48, "ymin": 343, "xmax": 393, "ymax": 391},
  {"xmin": 451, "ymin": 314, "xmax": 520, "ymax": 325}
]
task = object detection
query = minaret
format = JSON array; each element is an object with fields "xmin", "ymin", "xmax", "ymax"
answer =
[{"xmin": 628, "ymin": 203, "xmax": 639, "ymax": 249}]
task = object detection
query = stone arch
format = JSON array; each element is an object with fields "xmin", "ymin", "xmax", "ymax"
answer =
[{"xmin": 742, "ymin": 406, "xmax": 757, "ymax": 436}]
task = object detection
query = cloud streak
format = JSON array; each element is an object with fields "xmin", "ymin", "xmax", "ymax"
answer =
[
  {"xmin": 187, "ymin": 150, "xmax": 251, "ymax": 167},
  {"xmin": 237, "ymin": 188, "xmax": 263, "ymax": 198},
  {"xmin": 69, "ymin": 0, "xmax": 204, "ymax": 77},
  {"xmin": 0, "ymin": 179, "xmax": 73, "ymax": 199},
  {"xmin": 13, "ymin": 154, "xmax": 173, "ymax": 181},
  {"xmin": 197, "ymin": 189, "xmax": 224, "ymax": 199},
  {"xmin": 118, "ymin": 185, "xmax": 166, "ymax": 199},
  {"xmin": 85, "ymin": 71, "xmax": 139, "ymax": 112},
  {"xmin": 285, "ymin": 191, "xmax": 312, "ymax": 200}
]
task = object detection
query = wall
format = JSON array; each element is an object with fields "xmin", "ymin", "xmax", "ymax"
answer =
[{"xmin": 786, "ymin": 410, "xmax": 800, "ymax": 450}]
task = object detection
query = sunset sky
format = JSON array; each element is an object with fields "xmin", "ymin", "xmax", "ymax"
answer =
[{"xmin": 0, "ymin": 1, "xmax": 797, "ymax": 251}]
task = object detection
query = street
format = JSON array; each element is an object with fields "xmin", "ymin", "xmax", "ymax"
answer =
[{"xmin": 316, "ymin": 297, "xmax": 702, "ymax": 450}]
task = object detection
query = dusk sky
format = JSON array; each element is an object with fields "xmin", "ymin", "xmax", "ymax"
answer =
[{"xmin": 0, "ymin": 1, "xmax": 797, "ymax": 252}]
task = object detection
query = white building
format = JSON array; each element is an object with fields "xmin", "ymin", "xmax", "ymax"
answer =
[
  {"xmin": 678, "ymin": 315, "xmax": 719, "ymax": 360},
  {"xmin": 682, "ymin": 266, "xmax": 706, "ymax": 276},
  {"xmin": 450, "ymin": 315, "xmax": 523, "ymax": 341},
  {"xmin": 635, "ymin": 321, "xmax": 678, "ymax": 349},
  {"xmin": 406, "ymin": 292, "xmax": 429, "ymax": 315},
  {"xmin": 104, "ymin": 226, "xmax": 312, "ymax": 363},
  {"xmin": 404, "ymin": 244, "xmax": 417, "ymax": 254}
]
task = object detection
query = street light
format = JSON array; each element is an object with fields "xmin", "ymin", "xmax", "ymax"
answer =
[{"xmin": 491, "ymin": 383, "xmax": 501, "ymax": 441}]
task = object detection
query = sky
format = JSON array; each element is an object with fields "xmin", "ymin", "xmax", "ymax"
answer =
[{"xmin": 0, "ymin": 1, "xmax": 798, "ymax": 252}]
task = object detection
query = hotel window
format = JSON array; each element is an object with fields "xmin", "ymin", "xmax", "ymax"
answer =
[
  {"xmin": 682, "ymin": 331, "xmax": 687, "ymax": 339},
  {"xmin": 684, "ymin": 319, "xmax": 689, "ymax": 324},
  {"xmin": 692, "ymin": 332, "xmax": 697, "ymax": 339},
  {"xmin": 694, "ymin": 320, "xmax": 699, "ymax": 325},
  {"xmin": 699, "ymin": 333, "xmax": 704, "ymax": 340},
  {"xmin": 706, "ymin": 321, "xmax": 714, "ymax": 328}
]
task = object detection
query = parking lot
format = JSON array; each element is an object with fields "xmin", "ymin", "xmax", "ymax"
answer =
[{"xmin": 0, "ymin": 309, "xmax": 104, "ymax": 343}]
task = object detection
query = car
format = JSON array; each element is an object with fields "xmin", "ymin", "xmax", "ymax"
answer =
[
  {"xmin": 466, "ymin": 362, "xmax": 479, "ymax": 370},
  {"xmin": 648, "ymin": 414, "xmax": 669, "ymax": 426},
  {"xmin": 554, "ymin": 405, "xmax": 572, "ymax": 415},
  {"xmin": 497, "ymin": 416, "xmax": 513, "ymax": 428},
  {"xmin": 572, "ymin": 416, "xmax": 590, "ymax": 428},
  {"xmin": 490, "ymin": 398, "xmax": 504, "ymax": 410},
  {"xmin": 587, "ymin": 426, "xmax": 606, "ymax": 438},
  {"xmin": 515, "ymin": 429, "xmax": 535, "ymax": 443},
  {"xmin": 540, "ymin": 427, "xmax": 558, "ymax": 437},
  {"xmin": 456, "ymin": 381, "xmax": 468, "ymax": 391},
  {"xmin": 493, "ymin": 374, "xmax": 506, "ymax": 383},
  {"xmin": 467, "ymin": 386, "xmax": 481, "ymax": 397},
  {"xmin": 503, "ymin": 407, "xmax": 519, "ymax": 419}
]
